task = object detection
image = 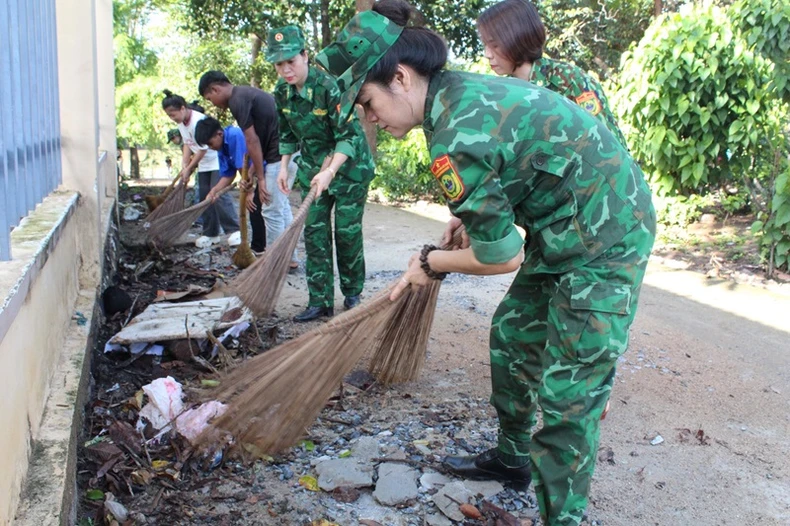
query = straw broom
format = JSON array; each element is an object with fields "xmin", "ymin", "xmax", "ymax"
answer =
[
  {"xmin": 367, "ymin": 228, "xmax": 466, "ymax": 385},
  {"xmin": 231, "ymin": 187, "xmax": 318, "ymax": 317},
  {"xmin": 200, "ymin": 281, "xmax": 407, "ymax": 453},
  {"xmin": 147, "ymin": 184, "xmax": 235, "ymax": 249},
  {"xmin": 145, "ymin": 178, "xmax": 187, "ymax": 223},
  {"xmin": 144, "ymin": 172, "xmax": 182, "ymax": 213},
  {"xmin": 232, "ymin": 155, "xmax": 255, "ymax": 269}
]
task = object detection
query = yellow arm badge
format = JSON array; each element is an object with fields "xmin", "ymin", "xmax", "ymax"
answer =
[
  {"xmin": 312, "ymin": 108, "xmax": 328, "ymax": 116},
  {"xmin": 575, "ymin": 91, "xmax": 602, "ymax": 116},
  {"xmin": 431, "ymin": 154, "xmax": 465, "ymax": 201}
]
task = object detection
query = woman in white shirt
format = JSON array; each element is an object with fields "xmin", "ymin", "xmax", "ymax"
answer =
[{"xmin": 161, "ymin": 90, "xmax": 239, "ymax": 246}]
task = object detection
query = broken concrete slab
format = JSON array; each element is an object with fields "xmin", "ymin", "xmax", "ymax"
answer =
[
  {"xmin": 108, "ymin": 297, "xmax": 252, "ymax": 345},
  {"xmin": 425, "ymin": 513, "xmax": 454, "ymax": 526},
  {"xmin": 419, "ymin": 471, "xmax": 453, "ymax": 491},
  {"xmin": 373, "ymin": 463, "xmax": 419, "ymax": 506},
  {"xmin": 315, "ymin": 458, "xmax": 374, "ymax": 491},
  {"xmin": 464, "ymin": 479, "xmax": 505, "ymax": 499},
  {"xmin": 432, "ymin": 481, "xmax": 475, "ymax": 522}
]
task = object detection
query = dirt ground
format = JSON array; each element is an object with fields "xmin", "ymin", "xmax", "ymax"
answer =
[{"xmin": 77, "ymin": 186, "xmax": 790, "ymax": 526}]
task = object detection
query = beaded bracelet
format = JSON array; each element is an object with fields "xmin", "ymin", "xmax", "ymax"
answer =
[{"xmin": 419, "ymin": 244, "xmax": 448, "ymax": 280}]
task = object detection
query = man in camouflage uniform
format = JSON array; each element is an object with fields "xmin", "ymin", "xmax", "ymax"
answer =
[
  {"xmin": 317, "ymin": 8, "xmax": 655, "ymax": 525},
  {"xmin": 268, "ymin": 26, "xmax": 376, "ymax": 322}
]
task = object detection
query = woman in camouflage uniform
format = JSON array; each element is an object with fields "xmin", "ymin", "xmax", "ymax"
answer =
[
  {"xmin": 317, "ymin": 1, "xmax": 655, "ymax": 524},
  {"xmin": 266, "ymin": 25, "xmax": 376, "ymax": 322},
  {"xmin": 478, "ymin": 0, "xmax": 628, "ymax": 149}
]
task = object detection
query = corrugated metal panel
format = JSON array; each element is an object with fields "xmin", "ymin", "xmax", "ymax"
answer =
[{"xmin": 0, "ymin": 0, "xmax": 62, "ymax": 260}]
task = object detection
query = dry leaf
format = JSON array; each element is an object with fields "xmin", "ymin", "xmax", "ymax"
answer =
[
  {"xmin": 299, "ymin": 475, "xmax": 320, "ymax": 492},
  {"xmin": 151, "ymin": 460, "xmax": 171, "ymax": 470},
  {"xmin": 309, "ymin": 521, "xmax": 339, "ymax": 526},
  {"xmin": 460, "ymin": 503, "xmax": 483, "ymax": 519}
]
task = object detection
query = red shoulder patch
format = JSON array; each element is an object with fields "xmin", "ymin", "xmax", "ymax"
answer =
[
  {"xmin": 431, "ymin": 154, "xmax": 465, "ymax": 201},
  {"xmin": 575, "ymin": 91, "xmax": 603, "ymax": 116}
]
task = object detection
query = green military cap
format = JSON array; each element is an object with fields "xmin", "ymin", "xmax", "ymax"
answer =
[
  {"xmin": 166, "ymin": 128, "xmax": 181, "ymax": 142},
  {"xmin": 315, "ymin": 11, "xmax": 403, "ymax": 122},
  {"xmin": 266, "ymin": 25, "xmax": 306, "ymax": 63}
]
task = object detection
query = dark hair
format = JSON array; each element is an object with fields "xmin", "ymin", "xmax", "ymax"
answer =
[
  {"xmin": 194, "ymin": 117, "xmax": 222, "ymax": 147},
  {"xmin": 198, "ymin": 70, "xmax": 231, "ymax": 96},
  {"xmin": 188, "ymin": 100, "xmax": 206, "ymax": 113},
  {"xmin": 367, "ymin": 0, "xmax": 447, "ymax": 86},
  {"xmin": 162, "ymin": 89, "xmax": 187, "ymax": 110},
  {"xmin": 477, "ymin": 0, "xmax": 545, "ymax": 65}
]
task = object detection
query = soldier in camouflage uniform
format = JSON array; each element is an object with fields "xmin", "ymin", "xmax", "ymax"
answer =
[
  {"xmin": 316, "ymin": 1, "xmax": 655, "ymax": 524},
  {"xmin": 478, "ymin": 0, "xmax": 628, "ymax": 149},
  {"xmin": 267, "ymin": 25, "xmax": 376, "ymax": 322}
]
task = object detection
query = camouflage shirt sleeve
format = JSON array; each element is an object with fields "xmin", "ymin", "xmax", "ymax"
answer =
[
  {"xmin": 429, "ymin": 138, "xmax": 523, "ymax": 265},
  {"xmin": 274, "ymin": 82, "xmax": 300, "ymax": 156}
]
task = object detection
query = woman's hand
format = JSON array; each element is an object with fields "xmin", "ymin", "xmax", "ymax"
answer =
[
  {"xmin": 277, "ymin": 169, "xmax": 291, "ymax": 195},
  {"xmin": 310, "ymin": 168, "xmax": 334, "ymax": 198},
  {"xmin": 179, "ymin": 168, "xmax": 191, "ymax": 184},
  {"xmin": 441, "ymin": 217, "xmax": 470, "ymax": 250},
  {"xmin": 390, "ymin": 253, "xmax": 433, "ymax": 301}
]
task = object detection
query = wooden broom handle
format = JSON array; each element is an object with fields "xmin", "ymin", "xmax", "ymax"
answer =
[
  {"xmin": 238, "ymin": 154, "xmax": 251, "ymax": 246},
  {"xmin": 160, "ymin": 171, "xmax": 182, "ymax": 199}
]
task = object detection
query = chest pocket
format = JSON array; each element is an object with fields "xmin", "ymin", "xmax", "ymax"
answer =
[{"xmin": 528, "ymin": 153, "xmax": 589, "ymax": 268}]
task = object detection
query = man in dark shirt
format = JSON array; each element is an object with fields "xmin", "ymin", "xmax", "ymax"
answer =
[{"xmin": 198, "ymin": 71, "xmax": 297, "ymax": 260}]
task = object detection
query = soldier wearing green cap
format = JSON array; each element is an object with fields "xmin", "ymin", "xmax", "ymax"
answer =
[
  {"xmin": 317, "ymin": 1, "xmax": 655, "ymax": 525},
  {"xmin": 267, "ymin": 24, "xmax": 376, "ymax": 322}
]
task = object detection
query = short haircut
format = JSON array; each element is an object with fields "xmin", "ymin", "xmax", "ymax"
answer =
[
  {"xmin": 198, "ymin": 70, "xmax": 231, "ymax": 96},
  {"xmin": 194, "ymin": 117, "xmax": 222, "ymax": 147},
  {"xmin": 477, "ymin": 0, "xmax": 545, "ymax": 65}
]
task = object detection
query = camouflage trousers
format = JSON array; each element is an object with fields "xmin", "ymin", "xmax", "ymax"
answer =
[
  {"xmin": 301, "ymin": 184, "xmax": 368, "ymax": 308},
  {"xmin": 490, "ymin": 219, "xmax": 655, "ymax": 526}
]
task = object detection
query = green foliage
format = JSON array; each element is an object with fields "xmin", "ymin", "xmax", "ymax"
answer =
[
  {"xmin": 538, "ymin": 0, "xmax": 654, "ymax": 77},
  {"xmin": 750, "ymin": 143, "xmax": 790, "ymax": 274},
  {"xmin": 614, "ymin": 3, "xmax": 776, "ymax": 195},
  {"xmin": 735, "ymin": 0, "xmax": 790, "ymax": 102},
  {"xmin": 372, "ymin": 129, "xmax": 444, "ymax": 202},
  {"xmin": 653, "ymin": 194, "xmax": 710, "ymax": 228}
]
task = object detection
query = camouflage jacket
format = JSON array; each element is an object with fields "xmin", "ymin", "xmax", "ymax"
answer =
[
  {"xmin": 423, "ymin": 70, "xmax": 653, "ymax": 274},
  {"xmin": 274, "ymin": 66, "xmax": 375, "ymax": 192},
  {"xmin": 530, "ymin": 57, "xmax": 628, "ymax": 149}
]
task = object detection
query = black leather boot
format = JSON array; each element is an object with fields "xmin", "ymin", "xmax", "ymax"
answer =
[
  {"xmin": 443, "ymin": 448, "xmax": 532, "ymax": 486},
  {"xmin": 343, "ymin": 295, "xmax": 361, "ymax": 310},
  {"xmin": 293, "ymin": 306, "xmax": 334, "ymax": 322}
]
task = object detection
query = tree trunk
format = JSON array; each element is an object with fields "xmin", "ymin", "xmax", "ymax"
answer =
[
  {"xmin": 320, "ymin": 0, "xmax": 331, "ymax": 49},
  {"xmin": 654, "ymin": 0, "xmax": 663, "ymax": 17},
  {"xmin": 355, "ymin": 0, "xmax": 377, "ymax": 155},
  {"xmin": 250, "ymin": 33, "xmax": 262, "ymax": 88},
  {"xmin": 130, "ymin": 146, "xmax": 140, "ymax": 180}
]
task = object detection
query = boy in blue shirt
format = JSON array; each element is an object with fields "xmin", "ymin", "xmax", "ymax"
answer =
[{"xmin": 195, "ymin": 117, "xmax": 265, "ymax": 253}]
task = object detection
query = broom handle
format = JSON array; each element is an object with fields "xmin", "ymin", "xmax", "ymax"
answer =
[
  {"xmin": 238, "ymin": 154, "xmax": 250, "ymax": 248},
  {"xmin": 292, "ymin": 186, "xmax": 318, "ymax": 226},
  {"xmin": 160, "ymin": 171, "xmax": 182, "ymax": 199}
]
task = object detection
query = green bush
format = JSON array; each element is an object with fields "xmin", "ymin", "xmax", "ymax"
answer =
[
  {"xmin": 372, "ymin": 129, "xmax": 445, "ymax": 203},
  {"xmin": 613, "ymin": 3, "xmax": 775, "ymax": 195}
]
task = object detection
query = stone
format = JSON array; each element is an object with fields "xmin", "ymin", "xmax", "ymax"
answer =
[
  {"xmin": 432, "ymin": 481, "xmax": 474, "ymax": 522},
  {"xmin": 352, "ymin": 436, "xmax": 380, "ymax": 460},
  {"xmin": 464, "ymin": 479, "xmax": 504, "ymax": 498},
  {"xmin": 373, "ymin": 463, "xmax": 419, "ymax": 506},
  {"xmin": 315, "ymin": 458, "xmax": 374, "ymax": 491},
  {"xmin": 420, "ymin": 471, "xmax": 453, "ymax": 491},
  {"xmin": 425, "ymin": 513, "xmax": 454, "ymax": 526}
]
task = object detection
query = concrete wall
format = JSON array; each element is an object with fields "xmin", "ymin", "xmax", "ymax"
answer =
[{"xmin": 0, "ymin": 0, "xmax": 117, "ymax": 524}]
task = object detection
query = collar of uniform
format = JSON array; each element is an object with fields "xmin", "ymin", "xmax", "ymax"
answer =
[
  {"xmin": 529, "ymin": 58, "xmax": 549, "ymax": 87},
  {"xmin": 286, "ymin": 66, "xmax": 317, "ymax": 102},
  {"xmin": 422, "ymin": 71, "xmax": 446, "ymax": 136}
]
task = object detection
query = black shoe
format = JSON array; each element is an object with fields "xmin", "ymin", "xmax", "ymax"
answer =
[
  {"xmin": 293, "ymin": 306, "xmax": 334, "ymax": 322},
  {"xmin": 443, "ymin": 448, "xmax": 531, "ymax": 486},
  {"xmin": 343, "ymin": 295, "xmax": 361, "ymax": 310}
]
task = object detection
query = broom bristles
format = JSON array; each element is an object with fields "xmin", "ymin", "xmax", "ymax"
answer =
[
  {"xmin": 145, "ymin": 180, "xmax": 187, "ymax": 222},
  {"xmin": 147, "ymin": 184, "xmax": 235, "ymax": 248},
  {"xmin": 232, "ymin": 187, "xmax": 317, "ymax": 317},
  {"xmin": 200, "ymin": 283, "xmax": 403, "ymax": 452},
  {"xmin": 366, "ymin": 228, "xmax": 466, "ymax": 385}
]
